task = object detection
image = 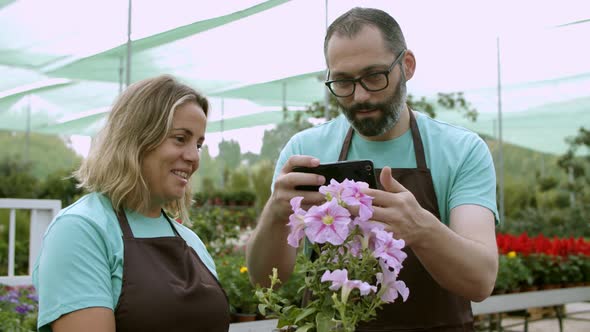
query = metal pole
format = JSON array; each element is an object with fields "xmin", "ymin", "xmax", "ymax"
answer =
[
  {"xmin": 220, "ymin": 98, "xmax": 225, "ymax": 189},
  {"xmin": 119, "ymin": 56, "xmax": 124, "ymax": 93},
  {"xmin": 496, "ymin": 37, "xmax": 505, "ymax": 223},
  {"xmin": 569, "ymin": 166, "xmax": 575, "ymax": 207},
  {"xmin": 220, "ymin": 98, "xmax": 225, "ymax": 140},
  {"xmin": 323, "ymin": 0, "xmax": 331, "ymax": 120},
  {"xmin": 282, "ymin": 81, "xmax": 287, "ymax": 111},
  {"xmin": 25, "ymin": 95, "xmax": 31, "ymax": 163},
  {"xmin": 126, "ymin": 0, "xmax": 133, "ymax": 87}
]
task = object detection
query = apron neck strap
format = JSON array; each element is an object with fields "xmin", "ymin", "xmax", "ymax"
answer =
[
  {"xmin": 115, "ymin": 208, "xmax": 181, "ymax": 239},
  {"xmin": 338, "ymin": 108, "xmax": 427, "ymax": 169}
]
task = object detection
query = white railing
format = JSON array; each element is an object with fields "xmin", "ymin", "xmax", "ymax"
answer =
[{"xmin": 0, "ymin": 198, "xmax": 61, "ymax": 286}]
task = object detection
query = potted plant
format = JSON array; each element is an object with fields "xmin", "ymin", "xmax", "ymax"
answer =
[
  {"xmin": 495, "ymin": 254, "xmax": 515, "ymax": 294},
  {"xmin": 537, "ymin": 254, "xmax": 564, "ymax": 289},
  {"xmin": 0, "ymin": 285, "xmax": 38, "ymax": 331},
  {"xmin": 561, "ymin": 255, "xmax": 584, "ymax": 287},
  {"xmin": 215, "ymin": 253, "xmax": 258, "ymax": 321},
  {"xmin": 256, "ymin": 180, "xmax": 411, "ymax": 332}
]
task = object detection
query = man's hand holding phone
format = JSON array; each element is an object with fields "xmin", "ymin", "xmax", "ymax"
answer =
[
  {"xmin": 270, "ymin": 157, "xmax": 377, "ymax": 222},
  {"xmin": 268, "ymin": 155, "xmax": 327, "ymax": 220}
]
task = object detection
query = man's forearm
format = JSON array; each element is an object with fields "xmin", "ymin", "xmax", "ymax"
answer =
[
  {"xmin": 412, "ymin": 211, "xmax": 498, "ymax": 302},
  {"xmin": 246, "ymin": 201, "xmax": 297, "ymax": 287}
]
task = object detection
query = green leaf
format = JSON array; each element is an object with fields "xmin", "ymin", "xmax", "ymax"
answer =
[
  {"xmin": 294, "ymin": 307, "xmax": 317, "ymax": 323},
  {"xmin": 316, "ymin": 312, "xmax": 338, "ymax": 332},
  {"xmin": 278, "ymin": 317, "xmax": 293, "ymax": 327},
  {"xmin": 296, "ymin": 322, "xmax": 315, "ymax": 332}
]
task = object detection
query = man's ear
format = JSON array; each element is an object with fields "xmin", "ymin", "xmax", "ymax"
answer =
[{"xmin": 403, "ymin": 49, "xmax": 416, "ymax": 81}]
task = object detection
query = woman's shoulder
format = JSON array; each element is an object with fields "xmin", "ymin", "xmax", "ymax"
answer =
[{"xmin": 48, "ymin": 192, "xmax": 120, "ymax": 239}]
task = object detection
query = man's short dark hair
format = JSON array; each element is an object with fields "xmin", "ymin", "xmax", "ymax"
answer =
[{"xmin": 324, "ymin": 7, "xmax": 407, "ymax": 63}]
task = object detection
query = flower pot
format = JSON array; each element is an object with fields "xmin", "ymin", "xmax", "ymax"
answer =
[
  {"xmin": 521, "ymin": 285, "xmax": 538, "ymax": 292},
  {"xmin": 492, "ymin": 288, "xmax": 506, "ymax": 295},
  {"xmin": 234, "ymin": 313, "xmax": 257, "ymax": 322},
  {"xmin": 508, "ymin": 287, "xmax": 521, "ymax": 294}
]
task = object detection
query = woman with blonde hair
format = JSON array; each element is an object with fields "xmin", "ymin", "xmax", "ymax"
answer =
[{"xmin": 33, "ymin": 75, "xmax": 230, "ymax": 332}]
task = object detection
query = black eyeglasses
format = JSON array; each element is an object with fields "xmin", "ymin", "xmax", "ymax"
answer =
[{"xmin": 325, "ymin": 49, "xmax": 406, "ymax": 98}]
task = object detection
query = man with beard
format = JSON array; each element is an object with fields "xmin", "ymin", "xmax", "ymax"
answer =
[{"xmin": 247, "ymin": 7, "xmax": 498, "ymax": 331}]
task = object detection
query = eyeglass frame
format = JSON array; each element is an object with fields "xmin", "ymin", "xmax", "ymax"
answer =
[{"xmin": 324, "ymin": 49, "xmax": 407, "ymax": 98}]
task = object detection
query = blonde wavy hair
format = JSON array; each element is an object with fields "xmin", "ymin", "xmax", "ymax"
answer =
[{"xmin": 75, "ymin": 75, "xmax": 209, "ymax": 224}]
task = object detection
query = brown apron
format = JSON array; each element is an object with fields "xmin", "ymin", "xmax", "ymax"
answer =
[
  {"xmin": 341, "ymin": 111, "xmax": 474, "ymax": 331},
  {"xmin": 113, "ymin": 209, "xmax": 230, "ymax": 332}
]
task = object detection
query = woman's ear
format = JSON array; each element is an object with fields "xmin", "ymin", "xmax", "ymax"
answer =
[{"xmin": 403, "ymin": 49, "xmax": 416, "ymax": 81}]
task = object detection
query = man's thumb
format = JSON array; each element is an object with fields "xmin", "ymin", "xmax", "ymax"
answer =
[{"xmin": 380, "ymin": 166, "xmax": 407, "ymax": 193}]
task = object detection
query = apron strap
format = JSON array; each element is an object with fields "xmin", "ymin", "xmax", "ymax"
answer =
[
  {"xmin": 161, "ymin": 210, "xmax": 182, "ymax": 237},
  {"xmin": 338, "ymin": 126, "xmax": 354, "ymax": 161},
  {"xmin": 408, "ymin": 110, "xmax": 427, "ymax": 169},
  {"xmin": 338, "ymin": 107, "xmax": 427, "ymax": 169},
  {"xmin": 115, "ymin": 208, "xmax": 181, "ymax": 238},
  {"xmin": 116, "ymin": 209, "xmax": 135, "ymax": 239}
]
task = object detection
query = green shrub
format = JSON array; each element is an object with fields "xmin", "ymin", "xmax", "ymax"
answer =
[
  {"xmin": 215, "ymin": 253, "xmax": 258, "ymax": 314},
  {"xmin": 0, "ymin": 285, "xmax": 38, "ymax": 332}
]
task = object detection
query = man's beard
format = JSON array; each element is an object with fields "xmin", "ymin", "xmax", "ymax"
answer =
[{"xmin": 340, "ymin": 79, "xmax": 407, "ymax": 137}]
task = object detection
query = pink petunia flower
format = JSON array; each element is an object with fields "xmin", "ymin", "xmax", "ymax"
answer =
[
  {"xmin": 372, "ymin": 229, "xmax": 407, "ymax": 271},
  {"xmin": 304, "ymin": 199, "xmax": 351, "ymax": 245},
  {"xmin": 340, "ymin": 179, "xmax": 374, "ymax": 221},
  {"xmin": 321, "ymin": 269, "xmax": 349, "ymax": 291},
  {"xmin": 376, "ymin": 261, "xmax": 409, "ymax": 303},
  {"xmin": 287, "ymin": 196, "xmax": 307, "ymax": 248},
  {"xmin": 321, "ymin": 269, "xmax": 377, "ymax": 303},
  {"xmin": 351, "ymin": 217, "xmax": 385, "ymax": 237},
  {"xmin": 345, "ymin": 235, "xmax": 364, "ymax": 258},
  {"xmin": 319, "ymin": 179, "xmax": 346, "ymax": 202}
]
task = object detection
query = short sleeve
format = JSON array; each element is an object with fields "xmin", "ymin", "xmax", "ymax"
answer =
[
  {"xmin": 33, "ymin": 214, "xmax": 114, "ymax": 331},
  {"xmin": 448, "ymin": 137, "xmax": 499, "ymax": 224}
]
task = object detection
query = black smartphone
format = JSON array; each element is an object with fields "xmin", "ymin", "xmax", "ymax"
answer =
[{"xmin": 293, "ymin": 160, "xmax": 377, "ymax": 191}]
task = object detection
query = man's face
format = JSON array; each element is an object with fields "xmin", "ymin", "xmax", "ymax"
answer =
[
  {"xmin": 326, "ymin": 26, "xmax": 406, "ymax": 138},
  {"xmin": 340, "ymin": 73, "xmax": 406, "ymax": 137}
]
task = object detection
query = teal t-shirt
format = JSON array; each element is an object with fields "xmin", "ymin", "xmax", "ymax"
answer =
[
  {"xmin": 273, "ymin": 112, "xmax": 499, "ymax": 225},
  {"xmin": 32, "ymin": 192, "xmax": 217, "ymax": 332}
]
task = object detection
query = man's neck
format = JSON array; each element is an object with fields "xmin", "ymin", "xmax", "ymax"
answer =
[{"xmin": 360, "ymin": 104, "xmax": 411, "ymax": 142}]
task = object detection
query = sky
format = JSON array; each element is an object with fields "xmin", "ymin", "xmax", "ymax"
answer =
[{"xmin": 8, "ymin": 0, "xmax": 586, "ymax": 157}]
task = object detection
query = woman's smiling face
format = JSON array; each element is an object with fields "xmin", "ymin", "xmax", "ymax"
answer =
[{"xmin": 141, "ymin": 101, "xmax": 206, "ymax": 216}]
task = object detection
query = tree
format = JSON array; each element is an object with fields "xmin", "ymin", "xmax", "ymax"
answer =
[
  {"xmin": 259, "ymin": 121, "xmax": 312, "ymax": 164},
  {"xmin": 557, "ymin": 127, "xmax": 589, "ymax": 178},
  {"xmin": 227, "ymin": 166, "xmax": 251, "ymax": 192},
  {"xmin": 0, "ymin": 157, "xmax": 39, "ymax": 198},
  {"xmin": 250, "ymin": 160, "xmax": 274, "ymax": 211},
  {"xmin": 557, "ymin": 127, "xmax": 590, "ymax": 208},
  {"xmin": 38, "ymin": 168, "xmax": 84, "ymax": 206},
  {"xmin": 407, "ymin": 92, "xmax": 478, "ymax": 121},
  {"xmin": 194, "ymin": 145, "xmax": 221, "ymax": 191},
  {"xmin": 241, "ymin": 152, "xmax": 260, "ymax": 166},
  {"xmin": 0, "ymin": 131, "xmax": 81, "ymax": 179},
  {"xmin": 217, "ymin": 139, "xmax": 242, "ymax": 171}
]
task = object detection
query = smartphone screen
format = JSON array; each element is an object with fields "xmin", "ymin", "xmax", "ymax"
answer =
[{"xmin": 293, "ymin": 160, "xmax": 377, "ymax": 191}]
